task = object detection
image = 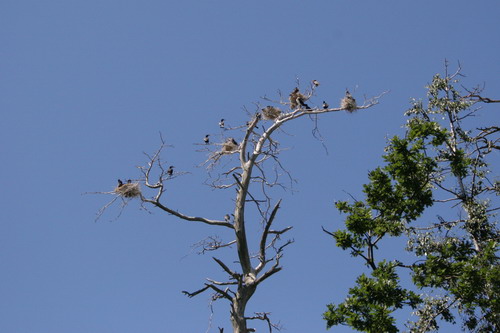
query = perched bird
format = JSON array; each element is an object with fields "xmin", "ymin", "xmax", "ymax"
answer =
[
  {"xmin": 289, "ymin": 87, "xmax": 300, "ymax": 109},
  {"xmin": 127, "ymin": 179, "xmax": 132, "ymax": 184},
  {"xmin": 289, "ymin": 87, "xmax": 310, "ymax": 109},
  {"xmin": 224, "ymin": 214, "xmax": 231, "ymax": 222},
  {"xmin": 219, "ymin": 118, "xmax": 225, "ymax": 128},
  {"xmin": 312, "ymin": 79, "xmax": 320, "ymax": 87},
  {"xmin": 230, "ymin": 138, "xmax": 238, "ymax": 146},
  {"xmin": 117, "ymin": 179, "xmax": 124, "ymax": 187},
  {"xmin": 323, "ymin": 101, "xmax": 329, "ymax": 109},
  {"xmin": 297, "ymin": 96, "xmax": 311, "ymax": 109},
  {"xmin": 341, "ymin": 90, "xmax": 357, "ymax": 112},
  {"xmin": 204, "ymin": 134, "xmax": 210, "ymax": 144},
  {"xmin": 167, "ymin": 165, "xmax": 174, "ymax": 176}
]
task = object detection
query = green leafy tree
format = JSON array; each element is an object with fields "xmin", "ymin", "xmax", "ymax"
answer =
[{"xmin": 324, "ymin": 67, "xmax": 499, "ymax": 332}]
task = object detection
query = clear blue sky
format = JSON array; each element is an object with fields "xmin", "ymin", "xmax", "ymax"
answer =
[{"xmin": 1, "ymin": 1, "xmax": 499, "ymax": 332}]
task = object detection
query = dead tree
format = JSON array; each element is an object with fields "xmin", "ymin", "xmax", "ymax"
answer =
[{"xmin": 112, "ymin": 82, "xmax": 384, "ymax": 332}]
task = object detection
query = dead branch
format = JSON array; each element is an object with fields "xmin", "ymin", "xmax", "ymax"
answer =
[
  {"xmin": 246, "ymin": 312, "xmax": 283, "ymax": 332},
  {"xmin": 256, "ymin": 200, "xmax": 282, "ymax": 272},
  {"xmin": 142, "ymin": 198, "xmax": 234, "ymax": 229},
  {"xmin": 182, "ymin": 285, "xmax": 210, "ymax": 298},
  {"xmin": 213, "ymin": 257, "xmax": 240, "ymax": 280},
  {"xmin": 192, "ymin": 236, "xmax": 236, "ymax": 254}
]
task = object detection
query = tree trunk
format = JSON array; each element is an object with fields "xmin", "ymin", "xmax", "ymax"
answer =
[{"xmin": 230, "ymin": 286, "xmax": 255, "ymax": 333}]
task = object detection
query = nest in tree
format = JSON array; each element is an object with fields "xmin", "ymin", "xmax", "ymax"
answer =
[
  {"xmin": 341, "ymin": 94, "xmax": 357, "ymax": 112},
  {"xmin": 261, "ymin": 106, "xmax": 281, "ymax": 120},
  {"xmin": 222, "ymin": 138, "xmax": 239, "ymax": 152},
  {"xmin": 114, "ymin": 182, "xmax": 141, "ymax": 198},
  {"xmin": 289, "ymin": 87, "xmax": 308, "ymax": 109}
]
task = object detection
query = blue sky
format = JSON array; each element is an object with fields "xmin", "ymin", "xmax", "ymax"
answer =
[{"xmin": 1, "ymin": 1, "xmax": 499, "ymax": 332}]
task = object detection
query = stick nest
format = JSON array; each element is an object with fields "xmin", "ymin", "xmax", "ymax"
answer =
[
  {"xmin": 261, "ymin": 106, "xmax": 282, "ymax": 120},
  {"xmin": 114, "ymin": 182, "xmax": 142, "ymax": 198},
  {"xmin": 341, "ymin": 95, "xmax": 357, "ymax": 112},
  {"xmin": 289, "ymin": 88, "xmax": 308, "ymax": 109},
  {"xmin": 222, "ymin": 138, "xmax": 239, "ymax": 152}
]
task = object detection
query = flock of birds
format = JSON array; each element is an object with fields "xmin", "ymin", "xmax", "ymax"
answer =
[
  {"xmin": 117, "ymin": 166, "xmax": 173, "ymax": 188},
  {"xmin": 116, "ymin": 80, "xmax": 356, "ymax": 191},
  {"xmin": 202, "ymin": 80, "xmax": 355, "ymax": 143}
]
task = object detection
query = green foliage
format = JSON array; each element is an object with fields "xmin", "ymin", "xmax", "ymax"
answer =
[
  {"xmin": 324, "ymin": 261, "xmax": 421, "ymax": 333},
  {"xmin": 325, "ymin": 70, "xmax": 500, "ymax": 332}
]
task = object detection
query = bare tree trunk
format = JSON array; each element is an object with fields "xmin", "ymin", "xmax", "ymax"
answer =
[{"xmin": 230, "ymin": 285, "xmax": 256, "ymax": 333}]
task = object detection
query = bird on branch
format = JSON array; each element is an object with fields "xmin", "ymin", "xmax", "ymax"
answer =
[{"xmin": 289, "ymin": 87, "xmax": 310, "ymax": 109}]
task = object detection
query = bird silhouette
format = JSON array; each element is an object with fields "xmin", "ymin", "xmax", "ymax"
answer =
[
  {"xmin": 323, "ymin": 101, "xmax": 329, "ymax": 109},
  {"xmin": 297, "ymin": 96, "xmax": 311, "ymax": 109},
  {"xmin": 117, "ymin": 179, "xmax": 124, "ymax": 187},
  {"xmin": 167, "ymin": 165, "xmax": 174, "ymax": 176},
  {"xmin": 219, "ymin": 119, "xmax": 225, "ymax": 128},
  {"xmin": 204, "ymin": 134, "xmax": 210, "ymax": 144}
]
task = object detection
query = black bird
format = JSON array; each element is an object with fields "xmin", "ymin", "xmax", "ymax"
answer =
[
  {"xmin": 117, "ymin": 179, "xmax": 124, "ymax": 187},
  {"xmin": 127, "ymin": 179, "xmax": 132, "ymax": 183},
  {"xmin": 312, "ymin": 79, "xmax": 320, "ymax": 87},
  {"xmin": 230, "ymin": 138, "xmax": 238, "ymax": 146},
  {"xmin": 224, "ymin": 214, "xmax": 231, "ymax": 222},
  {"xmin": 167, "ymin": 165, "xmax": 174, "ymax": 176},
  {"xmin": 204, "ymin": 134, "xmax": 210, "ymax": 144},
  {"xmin": 323, "ymin": 101, "xmax": 329, "ymax": 109},
  {"xmin": 297, "ymin": 96, "xmax": 311, "ymax": 109},
  {"xmin": 345, "ymin": 90, "xmax": 356, "ymax": 103},
  {"xmin": 219, "ymin": 119, "xmax": 225, "ymax": 128}
]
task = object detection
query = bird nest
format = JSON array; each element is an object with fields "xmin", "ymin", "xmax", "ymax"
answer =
[
  {"xmin": 261, "ymin": 106, "xmax": 282, "ymax": 120},
  {"xmin": 341, "ymin": 95, "xmax": 357, "ymax": 112},
  {"xmin": 289, "ymin": 88, "xmax": 309, "ymax": 109},
  {"xmin": 114, "ymin": 182, "xmax": 142, "ymax": 198},
  {"xmin": 222, "ymin": 138, "xmax": 239, "ymax": 152}
]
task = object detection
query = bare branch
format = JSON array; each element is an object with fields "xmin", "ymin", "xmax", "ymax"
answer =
[
  {"xmin": 256, "ymin": 200, "xmax": 282, "ymax": 272},
  {"xmin": 182, "ymin": 285, "xmax": 210, "ymax": 298},
  {"xmin": 213, "ymin": 257, "xmax": 239, "ymax": 280},
  {"xmin": 246, "ymin": 312, "xmax": 283, "ymax": 332},
  {"xmin": 142, "ymin": 198, "xmax": 234, "ymax": 229},
  {"xmin": 192, "ymin": 236, "xmax": 236, "ymax": 254}
]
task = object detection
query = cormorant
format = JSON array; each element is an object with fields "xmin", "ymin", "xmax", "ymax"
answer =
[
  {"xmin": 117, "ymin": 179, "xmax": 124, "ymax": 187},
  {"xmin": 219, "ymin": 119, "xmax": 225, "ymax": 128},
  {"xmin": 323, "ymin": 101, "xmax": 329, "ymax": 109},
  {"xmin": 312, "ymin": 80, "xmax": 320, "ymax": 87},
  {"xmin": 297, "ymin": 96, "xmax": 311, "ymax": 109},
  {"xmin": 204, "ymin": 134, "xmax": 210, "ymax": 144},
  {"xmin": 167, "ymin": 165, "xmax": 174, "ymax": 176}
]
